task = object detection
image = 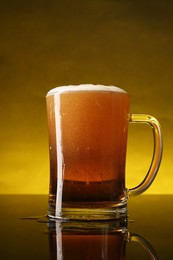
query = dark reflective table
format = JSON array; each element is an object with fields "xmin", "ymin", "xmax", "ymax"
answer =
[{"xmin": 0, "ymin": 195, "xmax": 172, "ymax": 259}]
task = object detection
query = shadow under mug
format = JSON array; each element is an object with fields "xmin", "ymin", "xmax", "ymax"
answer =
[
  {"xmin": 46, "ymin": 84, "xmax": 162, "ymax": 220},
  {"xmin": 48, "ymin": 220, "xmax": 158, "ymax": 260}
]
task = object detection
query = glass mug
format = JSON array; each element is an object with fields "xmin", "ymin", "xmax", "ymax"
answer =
[
  {"xmin": 46, "ymin": 84, "xmax": 162, "ymax": 220},
  {"xmin": 48, "ymin": 220, "xmax": 158, "ymax": 260}
]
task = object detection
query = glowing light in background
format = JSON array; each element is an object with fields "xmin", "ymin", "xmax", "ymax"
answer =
[{"xmin": 0, "ymin": 0, "xmax": 172, "ymax": 194}]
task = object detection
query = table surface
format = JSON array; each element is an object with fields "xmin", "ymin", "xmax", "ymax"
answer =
[{"xmin": 0, "ymin": 195, "xmax": 172, "ymax": 260}]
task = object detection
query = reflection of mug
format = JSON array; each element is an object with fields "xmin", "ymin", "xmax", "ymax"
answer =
[
  {"xmin": 47, "ymin": 220, "xmax": 158, "ymax": 260},
  {"xmin": 46, "ymin": 84, "xmax": 162, "ymax": 220}
]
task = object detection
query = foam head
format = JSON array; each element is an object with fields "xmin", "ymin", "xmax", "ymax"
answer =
[{"xmin": 46, "ymin": 84, "xmax": 127, "ymax": 96}]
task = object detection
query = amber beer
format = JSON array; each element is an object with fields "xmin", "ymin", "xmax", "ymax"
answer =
[{"xmin": 46, "ymin": 84, "xmax": 130, "ymax": 219}]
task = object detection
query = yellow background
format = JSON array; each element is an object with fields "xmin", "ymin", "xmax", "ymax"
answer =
[{"xmin": 0, "ymin": 0, "xmax": 172, "ymax": 194}]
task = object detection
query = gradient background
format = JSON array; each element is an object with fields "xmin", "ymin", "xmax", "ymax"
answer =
[{"xmin": 0, "ymin": 0, "xmax": 172, "ymax": 194}]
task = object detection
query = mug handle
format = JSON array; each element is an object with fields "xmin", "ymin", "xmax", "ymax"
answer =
[
  {"xmin": 128, "ymin": 114, "xmax": 163, "ymax": 196},
  {"xmin": 129, "ymin": 232, "xmax": 159, "ymax": 260}
]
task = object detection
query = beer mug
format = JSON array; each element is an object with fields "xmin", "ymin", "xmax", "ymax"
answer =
[
  {"xmin": 46, "ymin": 84, "xmax": 162, "ymax": 220},
  {"xmin": 48, "ymin": 220, "xmax": 158, "ymax": 260}
]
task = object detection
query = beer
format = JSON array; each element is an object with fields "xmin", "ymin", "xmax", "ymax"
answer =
[{"xmin": 46, "ymin": 85, "xmax": 130, "ymax": 218}]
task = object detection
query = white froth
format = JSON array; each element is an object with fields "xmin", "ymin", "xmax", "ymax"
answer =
[
  {"xmin": 47, "ymin": 84, "xmax": 127, "ymax": 96},
  {"xmin": 54, "ymin": 94, "xmax": 64, "ymax": 217}
]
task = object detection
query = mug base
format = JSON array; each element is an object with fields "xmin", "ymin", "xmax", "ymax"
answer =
[{"xmin": 48, "ymin": 201, "xmax": 128, "ymax": 221}]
